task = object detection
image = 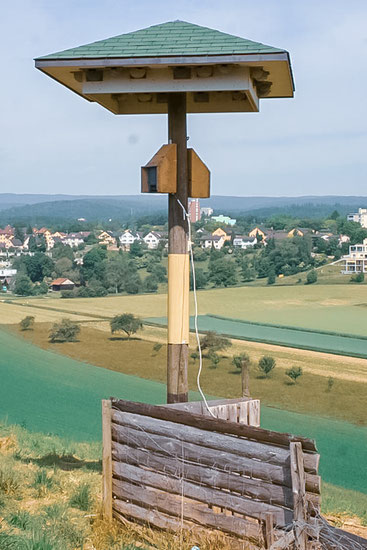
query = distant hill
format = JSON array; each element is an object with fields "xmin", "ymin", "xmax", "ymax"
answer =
[{"xmin": 0, "ymin": 194, "xmax": 366, "ymax": 224}]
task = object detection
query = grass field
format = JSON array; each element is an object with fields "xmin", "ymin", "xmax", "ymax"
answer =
[
  {"xmin": 2, "ymin": 325, "xmax": 367, "ymax": 496},
  {"xmin": 4, "ymin": 283, "xmax": 367, "ymax": 336},
  {"xmin": 1, "ymin": 423, "xmax": 365, "ymax": 550}
]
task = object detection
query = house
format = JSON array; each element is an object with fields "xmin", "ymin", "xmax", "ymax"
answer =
[
  {"xmin": 143, "ymin": 231, "xmax": 166, "ymax": 249},
  {"xmin": 200, "ymin": 235, "xmax": 225, "ymax": 250},
  {"xmin": 51, "ymin": 278, "xmax": 75, "ymax": 291},
  {"xmin": 212, "ymin": 227, "xmax": 232, "ymax": 242},
  {"xmin": 97, "ymin": 231, "xmax": 116, "ymax": 246},
  {"xmin": 248, "ymin": 226, "xmax": 268, "ymax": 240},
  {"xmin": 211, "ymin": 214, "xmax": 236, "ymax": 226},
  {"xmin": 287, "ymin": 227, "xmax": 311, "ymax": 238},
  {"xmin": 339, "ymin": 239, "xmax": 367, "ymax": 274},
  {"xmin": 62, "ymin": 233, "xmax": 86, "ymax": 248},
  {"xmin": 119, "ymin": 230, "xmax": 141, "ymax": 249},
  {"xmin": 233, "ymin": 235, "xmax": 257, "ymax": 249},
  {"xmin": 200, "ymin": 206, "xmax": 213, "ymax": 217},
  {"xmin": 347, "ymin": 208, "xmax": 367, "ymax": 228}
]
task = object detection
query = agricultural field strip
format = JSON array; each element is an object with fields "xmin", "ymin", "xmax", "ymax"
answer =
[{"xmin": 146, "ymin": 315, "xmax": 367, "ymax": 360}]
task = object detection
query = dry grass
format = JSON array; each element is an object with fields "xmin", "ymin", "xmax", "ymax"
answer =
[{"xmin": 10, "ymin": 322, "xmax": 367, "ymax": 425}]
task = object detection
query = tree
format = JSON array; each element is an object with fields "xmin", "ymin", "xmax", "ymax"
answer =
[
  {"xmin": 351, "ymin": 271, "xmax": 364, "ymax": 283},
  {"xmin": 199, "ymin": 331, "xmax": 232, "ymax": 354},
  {"xmin": 208, "ymin": 258, "xmax": 238, "ymax": 287},
  {"xmin": 143, "ymin": 274, "xmax": 159, "ymax": 293},
  {"xmin": 32, "ymin": 281, "xmax": 48, "ymax": 295},
  {"xmin": 208, "ymin": 351, "xmax": 220, "ymax": 367},
  {"xmin": 49, "ymin": 319, "xmax": 80, "ymax": 343},
  {"xmin": 305, "ymin": 269, "xmax": 317, "ymax": 285},
  {"xmin": 55, "ymin": 257, "xmax": 73, "ymax": 277},
  {"xmin": 129, "ymin": 241, "xmax": 144, "ymax": 257},
  {"xmin": 81, "ymin": 247, "xmax": 107, "ymax": 283},
  {"xmin": 258, "ymin": 356, "xmax": 276, "ymax": 378},
  {"xmin": 285, "ymin": 366, "xmax": 303, "ymax": 384},
  {"xmin": 52, "ymin": 243, "xmax": 74, "ymax": 261},
  {"xmin": 151, "ymin": 263, "xmax": 167, "ymax": 282},
  {"xmin": 20, "ymin": 316, "xmax": 35, "ymax": 331},
  {"xmin": 125, "ymin": 273, "xmax": 142, "ymax": 294},
  {"xmin": 14, "ymin": 274, "xmax": 33, "ymax": 296},
  {"xmin": 232, "ymin": 352, "xmax": 250, "ymax": 370},
  {"xmin": 190, "ymin": 268, "xmax": 207, "ymax": 290},
  {"xmin": 267, "ymin": 268, "xmax": 276, "ymax": 285},
  {"xmin": 110, "ymin": 313, "xmax": 143, "ymax": 338}
]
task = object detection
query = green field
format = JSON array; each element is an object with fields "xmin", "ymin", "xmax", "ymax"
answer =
[
  {"xmin": 4, "ymin": 283, "xmax": 367, "ymax": 337},
  {"xmin": 147, "ymin": 314, "xmax": 367, "ymax": 358},
  {"xmin": 1, "ymin": 327, "xmax": 366, "ymax": 495}
]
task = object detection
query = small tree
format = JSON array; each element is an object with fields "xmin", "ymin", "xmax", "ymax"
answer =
[
  {"xmin": 232, "ymin": 352, "xmax": 250, "ymax": 370},
  {"xmin": 143, "ymin": 274, "xmax": 159, "ymax": 293},
  {"xmin": 285, "ymin": 366, "xmax": 303, "ymax": 384},
  {"xmin": 305, "ymin": 269, "xmax": 317, "ymax": 285},
  {"xmin": 49, "ymin": 319, "xmax": 80, "ymax": 343},
  {"xmin": 190, "ymin": 352, "xmax": 199, "ymax": 362},
  {"xmin": 152, "ymin": 342, "xmax": 162, "ymax": 353},
  {"xmin": 326, "ymin": 377, "xmax": 335, "ymax": 392},
  {"xmin": 199, "ymin": 331, "xmax": 232, "ymax": 354},
  {"xmin": 20, "ymin": 316, "xmax": 35, "ymax": 331},
  {"xmin": 208, "ymin": 351, "xmax": 220, "ymax": 368},
  {"xmin": 258, "ymin": 356, "xmax": 276, "ymax": 378},
  {"xmin": 351, "ymin": 271, "xmax": 364, "ymax": 283},
  {"xmin": 267, "ymin": 268, "xmax": 276, "ymax": 285},
  {"xmin": 14, "ymin": 274, "xmax": 33, "ymax": 296},
  {"xmin": 110, "ymin": 313, "xmax": 143, "ymax": 338}
]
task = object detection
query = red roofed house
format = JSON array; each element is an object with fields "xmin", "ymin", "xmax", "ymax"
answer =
[{"xmin": 51, "ymin": 278, "xmax": 75, "ymax": 292}]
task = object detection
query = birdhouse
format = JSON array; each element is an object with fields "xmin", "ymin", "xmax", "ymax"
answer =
[
  {"xmin": 187, "ymin": 148, "xmax": 210, "ymax": 198},
  {"xmin": 141, "ymin": 145, "xmax": 210, "ymax": 197},
  {"xmin": 141, "ymin": 144, "xmax": 177, "ymax": 193}
]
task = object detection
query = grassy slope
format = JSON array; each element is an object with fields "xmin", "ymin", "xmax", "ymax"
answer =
[
  {"xmin": 4, "ymin": 282, "xmax": 367, "ymax": 336},
  {"xmin": 0, "ymin": 423, "xmax": 366, "ymax": 550},
  {"xmin": 12, "ymin": 323, "xmax": 367, "ymax": 427}
]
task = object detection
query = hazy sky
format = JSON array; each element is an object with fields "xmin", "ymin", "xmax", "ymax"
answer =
[{"xmin": 1, "ymin": 0, "xmax": 367, "ymax": 196}]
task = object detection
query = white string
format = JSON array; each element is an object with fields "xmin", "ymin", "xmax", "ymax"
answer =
[{"xmin": 175, "ymin": 197, "xmax": 216, "ymax": 418}]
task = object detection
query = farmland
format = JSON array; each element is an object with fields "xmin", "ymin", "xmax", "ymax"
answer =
[{"xmin": 3, "ymin": 283, "xmax": 367, "ymax": 335}]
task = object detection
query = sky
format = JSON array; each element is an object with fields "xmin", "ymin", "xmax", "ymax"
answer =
[{"xmin": 1, "ymin": 0, "xmax": 367, "ymax": 197}]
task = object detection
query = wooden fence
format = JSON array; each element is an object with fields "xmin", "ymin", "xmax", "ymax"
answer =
[{"xmin": 103, "ymin": 398, "xmax": 323, "ymax": 549}]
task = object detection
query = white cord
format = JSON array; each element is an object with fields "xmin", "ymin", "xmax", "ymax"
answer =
[{"xmin": 175, "ymin": 197, "xmax": 215, "ymax": 418}]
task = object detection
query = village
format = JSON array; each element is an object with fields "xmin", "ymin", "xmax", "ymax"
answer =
[{"xmin": 0, "ymin": 199, "xmax": 366, "ymax": 295}]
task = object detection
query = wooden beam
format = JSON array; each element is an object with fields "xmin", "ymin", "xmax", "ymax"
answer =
[
  {"xmin": 290, "ymin": 442, "xmax": 307, "ymax": 549},
  {"xmin": 167, "ymin": 92, "xmax": 189, "ymax": 404},
  {"xmin": 110, "ymin": 398, "xmax": 318, "ymax": 452},
  {"xmin": 102, "ymin": 399, "xmax": 112, "ymax": 521}
]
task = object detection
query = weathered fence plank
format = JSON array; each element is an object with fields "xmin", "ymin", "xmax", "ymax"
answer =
[
  {"xmin": 111, "ymin": 399, "xmax": 318, "ymax": 451},
  {"xmin": 113, "ymin": 479, "xmax": 263, "ymax": 540},
  {"xmin": 111, "ymin": 409, "xmax": 319, "ymax": 474},
  {"xmin": 112, "ymin": 461, "xmax": 292, "ymax": 526},
  {"xmin": 111, "ymin": 423, "xmax": 320, "ymax": 494},
  {"xmin": 112, "ymin": 441, "xmax": 294, "ymax": 508}
]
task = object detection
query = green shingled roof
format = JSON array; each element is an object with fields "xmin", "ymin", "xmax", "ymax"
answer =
[{"xmin": 38, "ymin": 20, "xmax": 285, "ymax": 60}]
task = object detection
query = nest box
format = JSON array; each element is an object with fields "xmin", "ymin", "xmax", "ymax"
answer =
[{"xmin": 141, "ymin": 145, "xmax": 210, "ymax": 197}]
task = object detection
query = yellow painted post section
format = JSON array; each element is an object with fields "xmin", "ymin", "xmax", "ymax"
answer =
[{"xmin": 168, "ymin": 254, "xmax": 190, "ymax": 344}]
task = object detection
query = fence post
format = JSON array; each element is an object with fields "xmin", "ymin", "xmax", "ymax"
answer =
[
  {"xmin": 102, "ymin": 399, "xmax": 113, "ymax": 521},
  {"xmin": 241, "ymin": 360, "xmax": 250, "ymax": 398},
  {"xmin": 290, "ymin": 442, "xmax": 307, "ymax": 549}
]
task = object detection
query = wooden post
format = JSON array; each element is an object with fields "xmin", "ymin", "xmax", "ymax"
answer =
[
  {"xmin": 290, "ymin": 442, "xmax": 307, "ymax": 549},
  {"xmin": 264, "ymin": 512, "xmax": 275, "ymax": 549},
  {"xmin": 102, "ymin": 399, "xmax": 113, "ymax": 521},
  {"xmin": 241, "ymin": 360, "xmax": 250, "ymax": 398},
  {"xmin": 167, "ymin": 92, "xmax": 189, "ymax": 404}
]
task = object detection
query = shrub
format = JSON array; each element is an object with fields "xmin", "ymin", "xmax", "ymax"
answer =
[
  {"xmin": 305, "ymin": 269, "xmax": 317, "ymax": 284},
  {"xmin": 208, "ymin": 351, "xmax": 220, "ymax": 368},
  {"xmin": 33, "ymin": 469, "xmax": 54, "ymax": 497},
  {"xmin": 69, "ymin": 483, "xmax": 92, "ymax": 511},
  {"xmin": 232, "ymin": 352, "xmax": 250, "ymax": 370},
  {"xmin": 152, "ymin": 343, "xmax": 162, "ymax": 353},
  {"xmin": 8, "ymin": 510, "xmax": 32, "ymax": 530},
  {"xmin": 267, "ymin": 269, "xmax": 276, "ymax": 285},
  {"xmin": 199, "ymin": 331, "xmax": 232, "ymax": 354},
  {"xmin": 351, "ymin": 271, "xmax": 364, "ymax": 283},
  {"xmin": 327, "ymin": 377, "xmax": 335, "ymax": 392},
  {"xmin": 285, "ymin": 366, "xmax": 303, "ymax": 384},
  {"xmin": 190, "ymin": 352, "xmax": 199, "ymax": 362},
  {"xmin": 19, "ymin": 316, "xmax": 35, "ymax": 331},
  {"xmin": 49, "ymin": 319, "xmax": 80, "ymax": 343},
  {"xmin": 143, "ymin": 274, "xmax": 159, "ymax": 293},
  {"xmin": 60, "ymin": 290, "xmax": 75, "ymax": 299},
  {"xmin": 258, "ymin": 356, "xmax": 276, "ymax": 377},
  {"xmin": 110, "ymin": 313, "xmax": 143, "ymax": 338}
]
